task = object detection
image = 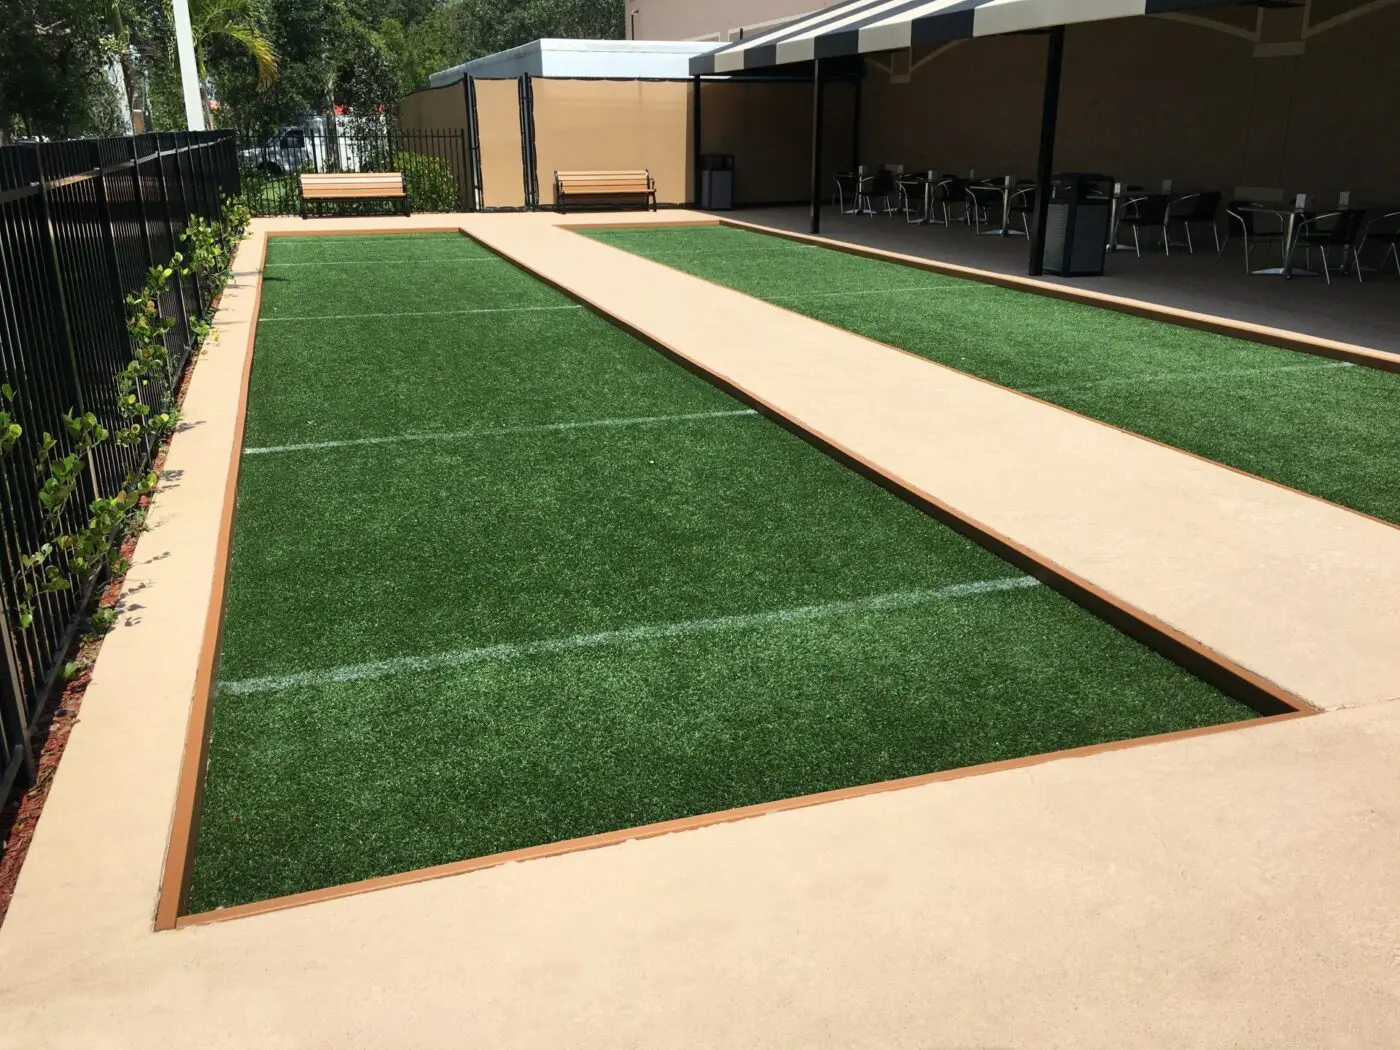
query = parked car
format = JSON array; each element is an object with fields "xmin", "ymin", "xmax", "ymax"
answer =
[{"xmin": 240, "ymin": 126, "xmax": 317, "ymax": 176}]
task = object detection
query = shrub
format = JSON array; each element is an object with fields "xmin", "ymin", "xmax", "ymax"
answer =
[{"xmin": 393, "ymin": 150, "xmax": 461, "ymax": 212}]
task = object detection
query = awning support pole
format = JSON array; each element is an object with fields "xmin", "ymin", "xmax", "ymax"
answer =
[
  {"xmin": 1029, "ymin": 24, "xmax": 1065, "ymax": 277},
  {"xmin": 692, "ymin": 74, "xmax": 703, "ymax": 207},
  {"xmin": 810, "ymin": 58, "xmax": 825, "ymax": 236}
]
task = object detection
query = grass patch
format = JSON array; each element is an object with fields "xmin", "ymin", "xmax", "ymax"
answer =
[
  {"xmin": 189, "ymin": 233, "xmax": 1254, "ymax": 911},
  {"xmin": 586, "ymin": 225, "xmax": 1400, "ymax": 525}
]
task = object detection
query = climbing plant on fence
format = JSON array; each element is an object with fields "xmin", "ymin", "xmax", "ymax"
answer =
[{"xmin": 0, "ymin": 131, "xmax": 242, "ymax": 809}]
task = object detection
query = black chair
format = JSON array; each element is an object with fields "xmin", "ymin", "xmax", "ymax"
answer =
[
  {"xmin": 1357, "ymin": 210, "xmax": 1400, "ymax": 278},
  {"xmin": 1115, "ymin": 194, "xmax": 1172, "ymax": 256},
  {"xmin": 1166, "ymin": 191, "xmax": 1222, "ymax": 253},
  {"xmin": 1007, "ymin": 184, "xmax": 1037, "ymax": 237},
  {"xmin": 1294, "ymin": 209, "xmax": 1369, "ymax": 285},
  {"xmin": 964, "ymin": 182, "xmax": 1000, "ymax": 231},
  {"xmin": 896, "ymin": 173, "xmax": 929, "ymax": 223},
  {"xmin": 929, "ymin": 176, "xmax": 966, "ymax": 226},
  {"xmin": 867, "ymin": 169, "xmax": 897, "ymax": 216},
  {"xmin": 832, "ymin": 172, "xmax": 859, "ymax": 214},
  {"xmin": 1222, "ymin": 202, "xmax": 1287, "ymax": 273}
]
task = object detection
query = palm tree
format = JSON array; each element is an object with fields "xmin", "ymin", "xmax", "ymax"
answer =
[{"xmin": 188, "ymin": 0, "xmax": 278, "ymax": 122}]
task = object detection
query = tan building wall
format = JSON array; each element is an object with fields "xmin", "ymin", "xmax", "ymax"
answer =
[
  {"xmin": 397, "ymin": 83, "xmax": 475, "ymax": 209},
  {"xmin": 475, "ymin": 79, "xmax": 528, "ymax": 208},
  {"xmin": 701, "ymin": 80, "xmax": 856, "ymax": 205},
  {"xmin": 860, "ymin": 3, "xmax": 1400, "ymax": 204},
  {"xmin": 532, "ymin": 80, "xmax": 693, "ymax": 205},
  {"xmin": 626, "ymin": 0, "xmax": 816, "ymax": 42}
]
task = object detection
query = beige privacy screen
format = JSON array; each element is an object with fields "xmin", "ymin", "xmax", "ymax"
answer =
[
  {"xmin": 531, "ymin": 79, "xmax": 691, "ymax": 206},
  {"xmin": 474, "ymin": 78, "xmax": 526, "ymax": 208}
]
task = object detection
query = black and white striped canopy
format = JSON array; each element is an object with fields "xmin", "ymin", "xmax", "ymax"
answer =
[{"xmin": 690, "ymin": 0, "xmax": 1237, "ymax": 74}]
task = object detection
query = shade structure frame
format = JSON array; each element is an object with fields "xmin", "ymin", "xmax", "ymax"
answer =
[{"xmin": 690, "ymin": 0, "xmax": 1244, "ymax": 74}]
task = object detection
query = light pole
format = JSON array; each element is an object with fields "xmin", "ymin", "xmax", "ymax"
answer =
[{"xmin": 171, "ymin": 0, "xmax": 206, "ymax": 130}]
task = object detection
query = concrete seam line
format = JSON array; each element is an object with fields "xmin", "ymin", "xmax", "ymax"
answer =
[
  {"xmin": 1021, "ymin": 360, "xmax": 1354, "ymax": 396},
  {"xmin": 770, "ymin": 286, "xmax": 995, "ymax": 300},
  {"xmin": 243, "ymin": 409, "xmax": 761, "ymax": 456},
  {"xmin": 220, "ymin": 577, "xmax": 1041, "ymax": 696},
  {"xmin": 258, "ymin": 304, "xmax": 584, "ymax": 322}
]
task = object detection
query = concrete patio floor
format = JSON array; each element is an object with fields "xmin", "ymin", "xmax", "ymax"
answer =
[
  {"xmin": 740, "ymin": 205, "xmax": 1400, "ymax": 356},
  {"xmin": 0, "ymin": 212, "xmax": 1396, "ymax": 1049}
]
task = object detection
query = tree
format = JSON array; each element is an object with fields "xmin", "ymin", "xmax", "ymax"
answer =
[{"xmin": 1, "ymin": 0, "xmax": 115, "ymax": 138}]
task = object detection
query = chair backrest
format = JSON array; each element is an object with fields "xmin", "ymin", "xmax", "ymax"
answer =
[
  {"xmin": 1172, "ymin": 191, "xmax": 1221, "ymax": 222},
  {"xmin": 1128, "ymin": 194, "xmax": 1171, "ymax": 224},
  {"xmin": 871, "ymin": 169, "xmax": 895, "ymax": 194},
  {"xmin": 834, "ymin": 172, "xmax": 858, "ymax": 193},
  {"xmin": 1311, "ymin": 208, "xmax": 1370, "ymax": 245}
]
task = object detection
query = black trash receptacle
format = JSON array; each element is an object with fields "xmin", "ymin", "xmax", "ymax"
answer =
[
  {"xmin": 700, "ymin": 153, "xmax": 734, "ymax": 211},
  {"xmin": 1041, "ymin": 172, "xmax": 1113, "ymax": 276}
]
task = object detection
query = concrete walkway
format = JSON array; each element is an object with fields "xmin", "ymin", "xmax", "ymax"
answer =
[
  {"xmin": 0, "ymin": 214, "xmax": 1396, "ymax": 1049},
  {"xmin": 470, "ymin": 213, "xmax": 1400, "ymax": 712}
]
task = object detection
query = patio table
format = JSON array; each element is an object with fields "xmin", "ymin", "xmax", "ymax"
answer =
[
  {"xmin": 967, "ymin": 179, "xmax": 1026, "ymax": 237},
  {"xmin": 1233, "ymin": 201, "xmax": 1316, "ymax": 278}
]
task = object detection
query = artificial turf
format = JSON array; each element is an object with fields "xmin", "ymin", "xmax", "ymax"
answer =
[
  {"xmin": 188, "ymin": 232, "xmax": 1255, "ymax": 911},
  {"xmin": 586, "ymin": 225, "xmax": 1400, "ymax": 526}
]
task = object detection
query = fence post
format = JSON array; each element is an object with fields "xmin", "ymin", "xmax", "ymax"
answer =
[
  {"xmin": 91, "ymin": 141, "xmax": 130, "ymax": 330},
  {"xmin": 31, "ymin": 143, "xmax": 104, "ymax": 521},
  {"xmin": 30, "ymin": 144, "xmax": 89, "ymax": 417},
  {"xmin": 152, "ymin": 136, "xmax": 194, "ymax": 352},
  {"xmin": 175, "ymin": 134, "xmax": 205, "ymax": 317},
  {"xmin": 129, "ymin": 136, "xmax": 154, "ymax": 268},
  {"xmin": 0, "ymin": 620, "xmax": 35, "ymax": 789}
]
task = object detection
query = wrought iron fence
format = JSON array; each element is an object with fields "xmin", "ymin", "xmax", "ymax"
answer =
[
  {"xmin": 236, "ymin": 126, "xmax": 471, "ymax": 215},
  {"xmin": 0, "ymin": 130, "xmax": 238, "ymax": 810}
]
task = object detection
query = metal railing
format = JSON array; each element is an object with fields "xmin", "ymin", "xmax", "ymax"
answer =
[
  {"xmin": 0, "ymin": 130, "xmax": 238, "ymax": 809},
  {"xmin": 236, "ymin": 127, "xmax": 471, "ymax": 215}
]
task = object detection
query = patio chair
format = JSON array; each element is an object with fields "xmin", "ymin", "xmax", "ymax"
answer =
[
  {"xmin": 833, "ymin": 172, "xmax": 859, "ymax": 214},
  {"xmin": 896, "ymin": 173, "xmax": 929, "ymax": 223},
  {"xmin": 867, "ymin": 169, "xmax": 897, "ymax": 216},
  {"xmin": 1007, "ymin": 185, "xmax": 1037, "ymax": 237},
  {"xmin": 1166, "ymin": 191, "xmax": 1222, "ymax": 253},
  {"xmin": 964, "ymin": 183, "xmax": 998, "ymax": 231},
  {"xmin": 1115, "ymin": 194, "xmax": 1173, "ymax": 256},
  {"xmin": 928, "ymin": 176, "xmax": 966, "ymax": 226},
  {"xmin": 1357, "ymin": 210, "xmax": 1400, "ymax": 278},
  {"xmin": 1294, "ymin": 208, "xmax": 1369, "ymax": 285},
  {"xmin": 1221, "ymin": 202, "xmax": 1287, "ymax": 273}
]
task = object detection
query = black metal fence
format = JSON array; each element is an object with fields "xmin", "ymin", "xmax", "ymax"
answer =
[
  {"xmin": 0, "ymin": 130, "xmax": 238, "ymax": 809},
  {"xmin": 236, "ymin": 126, "xmax": 471, "ymax": 215}
]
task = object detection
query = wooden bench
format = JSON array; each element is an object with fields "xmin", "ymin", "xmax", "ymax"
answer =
[
  {"xmin": 299, "ymin": 172, "xmax": 410, "ymax": 218},
  {"xmin": 554, "ymin": 170, "xmax": 656, "ymax": 214}
]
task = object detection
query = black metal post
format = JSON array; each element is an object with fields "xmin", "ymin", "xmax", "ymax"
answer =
[
  {"xmin": 692, "ymin": 75, "xmax": 704, "ymax": 208},
  {"xmin": 129, "ymin": 136, "xmax": 154, "ymax": 267},
  {"xmin": 1028, "ymin": 24, "xmax": 1065, "ymax": 278},
  {"xmin": 810, "ymin": 58, "xmax": 825, "ymax": 236},
  {"xmin": 30, "ymin": 145, "xmax": 87, "ymax": 416},
  {"xmin": 153, "ymin": 137, "xmax": 194, "ymax": 348},
  {"xmin": 90, "ymin": 142, "xmax": 129, "ymax": 343},
  {"xmin": 851, "ymin": 75, "xmax": 862, "ymax": 173}
]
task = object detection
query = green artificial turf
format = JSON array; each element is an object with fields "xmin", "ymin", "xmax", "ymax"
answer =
[
  {"xmin": 586, "ymin": 225, "xmax": 1400, "ymax": 525},
  {"xmin": 188, "ymin": 232, "xmax": 1254, "ymax": 911}
]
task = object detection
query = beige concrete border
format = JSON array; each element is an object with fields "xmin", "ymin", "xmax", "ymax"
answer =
[{"xmin": 153, "ymin": 213, "xmax": 1322, "ymax": 929}]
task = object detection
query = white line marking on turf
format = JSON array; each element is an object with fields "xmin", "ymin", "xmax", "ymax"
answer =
[
  {"xmin": 244, "ymin": 409, "xmax": 759, "ymax": 456},
  {"xmin": 258, "ymin": 304, "xmax": 583, "ymax": 323},
  {"xmin": 263, "ymin": 258, "xmax": 501, "ymax": 266},
  {"xmin": 1021, "ymin": 360, "xmax": 1354, "ymax": 397},
  {"xmin": 219, "ymin": 577, "xmax": 1041, "ymax": 696}
]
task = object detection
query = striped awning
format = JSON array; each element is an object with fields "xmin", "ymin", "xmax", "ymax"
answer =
[{"xmin": 691, "ymin": 0, "xmax": 1237, "ymax": 74}]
